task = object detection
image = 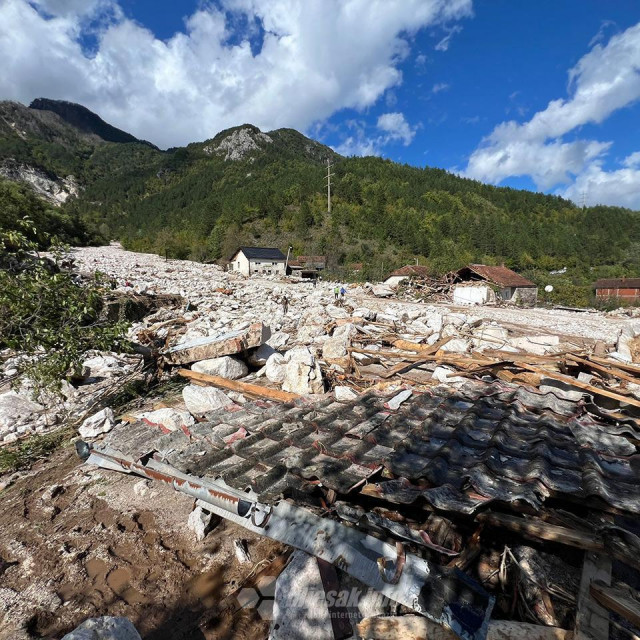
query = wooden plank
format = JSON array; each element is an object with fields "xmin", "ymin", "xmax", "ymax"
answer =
[
  {"xmin": 520, "ymin": 363, "xmax": 640, "ymax": 409},
  {"xmin": 590, "ymin": 356, "xmax": 640, "ymax": 377},
  {"xmin": 391, "ymin": 337, "xmax": 452, "ymax": 354},
  {"xmin": 357, "ymin": 616, "xmax": 574, "ymax": 640},
  {"xmin": 567, "ymin": 356, "xmax": 640, "ymax": 385},
  {"xmin": 178, "ymin": 369, "xmax": 301, "ymax": 403},
  {"xmin": 476, "ymin": 512, "xmax": 603, "ymax": 551},
  {"xmin": 590, "ymin": 580, "xmax": 640, "ymax": 629},
  {"xmin": 575, "ymin": 552, "xmax": 611, "ymax": 640}
]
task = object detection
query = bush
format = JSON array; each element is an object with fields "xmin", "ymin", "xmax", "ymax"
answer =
[{"xmin": 0, "ymin": 220, "xmax": 129, "ymax": 394}]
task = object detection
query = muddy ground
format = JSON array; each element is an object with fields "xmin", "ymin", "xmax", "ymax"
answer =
[{"xmin": 0, "ymin": 443, "xmax": 285, "ymax": 640}]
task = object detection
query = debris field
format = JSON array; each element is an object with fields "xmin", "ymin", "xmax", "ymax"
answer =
[{"xmin": 2, "ymin": 244, "xmax": 640, "ymax": 640}]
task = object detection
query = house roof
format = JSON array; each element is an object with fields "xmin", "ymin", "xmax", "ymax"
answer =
[
  {"xmin": 594, "ymin": 278, "xmax": 640, "ymax": 289},
  {"xmin": 233, "ymin": 247, "xmax": 286, "ymax": 261},
  {"xmin": 387, "ymin": 265, "xmax": 431, "ymax": 279},
  {"xmin": 457, "ymin": 264, "xmax": 536, "ymax": 288},
  {"xmin": 296, "ymin": 255, "xmax": 326, "ymax": 265}
]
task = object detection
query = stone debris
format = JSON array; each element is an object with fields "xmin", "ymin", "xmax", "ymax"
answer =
[
  {"xmin": 182, "ymin": 385, "xmax": 235, "ymax": 418},
  {"xmin": 139, "ymin": 408, "xmax": 195, "ymax": 433},
  {"xmin": 78, "ymin": 408, "xmax": 115, "ymax": 439},
  {"xmin": 282, "ymin": 347, "xmax": 324, "ymax": 395},
  {"xmin": 187, "ymin": 505, "xmax": 214, "ymax": 542},
  {"xmin": 191, "ymin": 355, "xmax": 249, "ymax": 379},
  {"xmin": 61, "ymin": 616, "xmax": 142, "ymax": 640}
]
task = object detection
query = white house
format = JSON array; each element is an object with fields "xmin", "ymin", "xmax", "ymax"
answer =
[{"xmin": 228, "ymin": 247, "xmax": 287, "ymax": 277}]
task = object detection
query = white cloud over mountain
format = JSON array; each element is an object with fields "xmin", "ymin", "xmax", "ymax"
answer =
[
  {"xmin": 463, "ymin": 22, "xmax": 640, "ymax": 208},
  {"xmin": 0, "ymin": 0, "xmax": 471, "ymax": 148}
]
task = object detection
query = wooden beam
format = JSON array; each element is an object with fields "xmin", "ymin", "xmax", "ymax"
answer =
[
  {"xmin": 575, "ymin": 552, "xmax": 611, "ymax": 640},
  {"xmin": 589, "ymin": 356, "xmax": 640, "ymax": 377},
  {"xmin": 571, "ymin": 356, "xmax": 640, "ymax": 384},
  {"xmin": 590, "ymin": 580, "xmax": 640, "ymax": 629},
  {"xmin": 519, "ymin": 363, "xmax": 640, "ymax": 409},
  {"xmin": 178, "ymin": 369, "xmax": 301, "ymax": 403},
  {"xmin": 391, "ymin": 337, "xmax": 452, "ymax": 354},
  {"xmin": 476, "ymin": 512, "xmax": 603, "ymax": 551},
  {"xmin": 357, "ymin": 616, "xmax": 574, "ymax": 640}
]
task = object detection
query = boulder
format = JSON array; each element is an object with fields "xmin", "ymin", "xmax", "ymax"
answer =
[
  {"xmin": 352, "ymin": 307, "xmax": 376, "ymax": 321},
  {"xmin": 82, "ymin": 354, "xmax": 128, "ymax": 379},
  {"xmin": 192, "ymin": 356, "xmax": 248, "ymax": 379},
  {"xmin": 297, "ymin": 324, "xmax": 327, "ymax": 344},
  {"xmin": 61, "ymin": 616, "xmax": 141, "ymax": 640},
  {"xmin": 140, "ymin": 407, "xmax": 196, "ymax": 432},
  {"xmin": 326, "ymin": 305, "xmax": 349, "ymax": 320},
  {"xmin": 267, "ymin": 332, "xmax": 290, "ymax": 349},
  {"xmin": 182, "ymin": 386, "xmax": 234, "ymax": 418},
  {"xmin": 321, "ymin": 324, "xmax": 354, "ymax": 365},
  {"xmin": 282, "ymin": 347, "xmax": 324, "ymax": 395},
  {"xmin": 371, "ymin": 284, "xmax": 394, "ymax": 298},
  {"xmin": 78, "ymin": 408, "xmax": 115, "ymax": 438},
  {"xmin": 265, "ymin": 353, "xmax": 287, "ymax": 384}
]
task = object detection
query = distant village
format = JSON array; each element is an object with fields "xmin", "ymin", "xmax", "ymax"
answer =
[{"xmin": 227, "ymin": 245, "xmax": 640, "ymax": 307}]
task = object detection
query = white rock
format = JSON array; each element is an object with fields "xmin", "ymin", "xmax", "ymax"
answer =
[
  {"xmin": 269, "ymin": 551, "xmax": 334, "ymax": 640},
  {"xmin": 188, "ymin": 506, "xmax": 213, "ymax": 542},
  {"xmin": 192, "ymin": 356, "xmax": 248, "ymax": 379},
  {"xmin": 376, "ymin": 312, "xmax": 398, "ymax": 324},
  {"xmin": 133, "ymin": 480, "xmax": 151, "ymax": 497},
  {"xmin": 265, "ymin": 353, "xmax": 287, "ymax": 384},
  {"xmin": 425, "ymin": 312, "xmax": 444, "ymax": 333},
  {"xmin": 182, "ymin": 386, "xmax": 234, "ymax": 418},
  {"xmin": 325, "ymin": 305, "xmax": 349, "ymax": 319},
  {"xmin": 78, "ymin": 408, "xmax": 115, "ymax": 438},
  {"xmin": 248, "ymin": 344, "xmax": 277, "ymax": 366},
  {"xmin": 432, "ymin": 366, "xmax": 466, "ymax": 384},
  {"xmin": 508, "ymin": 335, "xmax": 560, "ymax": 355},
  {"xmin": 267, "ymin": 332, "xmax": 290, "ymax": 349},
  {"xmin": 441, "ymin": 338, "xmax": 471, "ymax": 353},
  {"xmin": 82, "ymin": 355, "xmax": 128, "ymax": 378},
  {"xmin": 283, "ymin": 347, "xmax": 324, "ymax": 395},
  {"xmin": 0, "ymin": 390, "xmax": 44, "ymax": 430},
  {"xmin": 61, "ymin": 616, "xmax": 142, "ymax": 640},
  {"xmin": 352, "ymin": 307, "xmax": 376, "ymax": 320},
  {"xmin": 334, "ymin": 386, "xmax": 358, "ymax": 401},
  {"xmin": 140, "ymin": 407, "xmax": 196, "ymax": 431},
  {"xmin": 321, "ymin": 326, "xmax": 353, "ymax": 364}
]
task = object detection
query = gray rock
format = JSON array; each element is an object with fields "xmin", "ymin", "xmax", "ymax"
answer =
[
  {"xmin": 441, "ymin": 338, "xmax": 471, "ymax": 353},
  {"xmin": 182, "ymin": 386, "xmax": 234, "ymax": 418},
  {"xmin": 0, "ymin": 390, "xmax": 44, "ymax": 431},
  {"xmin": 78, "ymin": 408, "xmax": 115, "ymax": 439},
  {"xmin": 187, "ymin": 506, "xmax": 213, "ymax": 541},
  {"xmin": 61, "ymin": 616, "xmax": 141, "ymax": 640},
  {"xmin": 265, "ymin": 353, "xmax": 287, "ymax": 384},
  {"xmin": 192, "ymin": 356, "xmax": 248, "ymax": 379},
  {"xmin": 248, "ymin": 344, "xmax": 277, "ymax": 366},
  {"xmin": 282, "ymin": 347, "xmax": 324, "ymax": 395},
  {"xmin": 140, "ymin": 407, "xmax": 196, "ymax": 431}
]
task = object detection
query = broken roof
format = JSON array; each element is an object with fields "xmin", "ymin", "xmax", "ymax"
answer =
[
  {"xmin": 457, "ymin": 264, "xmax": 536, "ymax": 288},
  {"xmin": 100, "ymin": 379, "xmax": 640, "ymax": 515},
  {"xmin": 594, "ymin": 278, "xmax": 640, "ymax": 289},
  {"xmin": 387, "ymin": 265, "xmax": 431, "ymax": 279},
  {"xmin": 233, "ymin": 246, "xmax": 286, "ymax": 260}
]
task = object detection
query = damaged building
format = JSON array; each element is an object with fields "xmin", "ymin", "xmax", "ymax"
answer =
[{"xmin": 454, "ymin": 264, "xmax": 538, "ymax": 305}]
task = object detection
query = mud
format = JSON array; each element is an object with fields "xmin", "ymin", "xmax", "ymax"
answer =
[{"xmin": 0, "ymin": 444, "xmax": 283, "ymax": 639}]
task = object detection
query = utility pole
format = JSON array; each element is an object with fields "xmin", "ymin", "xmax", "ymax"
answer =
[{"xmin": 325, "ymin": 158, "xmax": 334, "ymax": 214}]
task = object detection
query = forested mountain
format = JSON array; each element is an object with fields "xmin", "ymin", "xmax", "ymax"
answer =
[{"xmin": 1, "ymin": 98, "xmax": 639, "ymax": 304}]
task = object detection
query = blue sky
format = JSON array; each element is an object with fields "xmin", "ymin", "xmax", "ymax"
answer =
[{"xmin": 1, "ymin": 0, "xmax": 640, "ymax": 208}]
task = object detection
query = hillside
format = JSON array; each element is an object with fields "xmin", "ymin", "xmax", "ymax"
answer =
[{"xmin": 1, "ymin": 98, "xmax": 640, "ymax": 305}]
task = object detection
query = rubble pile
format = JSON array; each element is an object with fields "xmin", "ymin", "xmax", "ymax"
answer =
[{"xmin": 3, "ymin": 244, "xmax": 640, "ymax": 639}]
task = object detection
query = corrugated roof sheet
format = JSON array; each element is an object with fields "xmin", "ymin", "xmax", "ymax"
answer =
[
  {"xmin": 594, "ymin": 278, "xmax": 640, "ymax": 289},
  {"xmin": 102, "ymin": 380, "xmax": 640, "ymax": 516},
  {"xmin": 458, "ymin": 264, "xmax": 536, "ymax": 288},
  {"xmin": 235, "ymin": 247, "xmax": 286, "ymax": 260}
]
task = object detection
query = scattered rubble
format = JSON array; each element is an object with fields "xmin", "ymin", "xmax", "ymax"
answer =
[{"xmin": 3, "ymin": 244, "xmax": 640, "ymax": 640}]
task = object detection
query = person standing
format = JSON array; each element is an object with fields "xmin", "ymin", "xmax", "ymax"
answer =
[
  {"xmin": 334, "ymin": 285, "xmax": 339, "ymax": 300},
  {"xmin": 340, "ymin": 286, "xmax": 346, "ymax": 300}
]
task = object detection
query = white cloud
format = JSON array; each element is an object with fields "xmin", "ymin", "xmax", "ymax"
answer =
[
  {"xmin": 376, "ymin": 112, "xmax": 416, "ymax": 145},
  {"xmin": 463, "ymin": 22, "xmax": 640, "ymax": 207},
  {"xmin": 561, "ymin": 155, "xmax": 640, "ymax": 209},
  {"xmin": 333, "ymin": 112, "xmax": 416, "ymax": 156},
  {"xmin": 432, "ymin": 82, "xmax": 450, "ymax": 93},
  {"xmin": 0, "ymin": 0, "xmax": 472, "ymax": 148},
  {"xmin": 435, "ymin": 24, "xmax": 462, "ymax": 51}
]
